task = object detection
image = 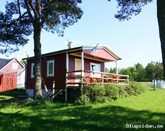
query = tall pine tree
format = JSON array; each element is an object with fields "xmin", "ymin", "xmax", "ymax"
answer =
[
  {"xmin": 0, "ymin": 0, "xmax": 82, "ymax": 99},
  {"xmin": 113, "ymin": 0, "xmax": 165, "ymax": 77}
]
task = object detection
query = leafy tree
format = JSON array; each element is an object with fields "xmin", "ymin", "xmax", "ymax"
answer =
[
  {"xmin": 129, "ymin": 66, "xmax": 138, "ymax": 81},
  {"xmin": 0, "ymin": 0, "xmax": 82, "ymax": 99},
  {"xmin": 109, "ymin": 67, "xmax": 116, "ymax": 73},
  {"xmin": 119, "ymin": 62, "xmax": 163, "ymax": 82},
  {"xmin": 154, "ymin": 62, "xmax": 164, "ymax": 80},
  {"xmin": 119, "ymin": 66, "xmax": 137, "ymax": 81},
  {"xmin": 135, "ymin": 63, "xmax": 146, "ymax": 81},
  {"xmin": 112, "ymin": 0, "xmax": 165, "ymax": 77},
  {"xmin": 145, "ymin": 62, "xmax": 155, "ymax": 81},
  {"xmin": 120, "ymin": 68, "xmax": 132, "ymax": 79}
]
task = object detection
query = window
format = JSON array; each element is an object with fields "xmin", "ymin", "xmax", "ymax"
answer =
[
  {"xmin": 90, "ymin": 63, "xmax": 101, "ymax": 77},
  {"xmin": 31, "ymin": 63, "xmax": 34, "ymax": 78},
  {"xmin": 47, "ymin": 60, "xmax": 54, "ymax": 77}
]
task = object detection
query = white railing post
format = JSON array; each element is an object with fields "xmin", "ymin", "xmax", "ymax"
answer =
[
  {"xmin": 102, "ymin": 72, "xmax": 104, "ymax": 84},
  {"xmin": 81, "ymin": 52, "xmax": 84, "ymax": 93},
  {"xmin": 115, "ymin": 61, "xmax": 119, "ymax": 84},
  {"xmin": 52, "ymin": 81, "xmax": 55, "ymax": 98},
  {"xmin": 65, "ymin": 52, "xmax": 69, "ymax": 102}
]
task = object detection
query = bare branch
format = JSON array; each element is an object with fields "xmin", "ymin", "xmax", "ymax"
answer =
[
  {"xmin": 24, "ymin": 0, "xmax": 34, "ymax": 21},
  {"xmin": 17, "ymin": 0, "xmax": 21, "ymax": 17},
  {"xmin": 28, "ymin": 0, "xmax": 39, "ymax": 19}
]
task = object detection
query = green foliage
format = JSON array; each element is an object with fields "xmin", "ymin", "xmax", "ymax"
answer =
[
  {"xmin": 120, "ymin": 67, "xmax": 138, "ymax": 81},
  {"xmin": 84, "ymin": 84, "xmax": 105, "ymax": 102},
  {"xmin": 154, "ymin": 62, "xmax": 164, "ymax": 80},
  {"xmin": 145, "ymin": 62, "xmax": 155, "ymax": 81},
  {"xmin": 119, "ymin": 62, "xmax": 164, "ymax": 82},
  {"xmin": 94, "ymin": 96, "xmax": 107, "ymax": 103},
  {"xmin": 118, "ymin": 85, "xmax": 129, "ymax": 97},
  {"xmin": 76, "ymin": 82, "xmax": 152, "ymax": 105},
  {"xmin": 130, "ymin": 82, "xmax": 149, "ymax": 95},
  {"xmin": 123, "ymin": 84, "xmax": 135, "ymax": 95},
  {"xmin": 0, "ymin": 0, "xmax": 83, "ymax": 53},
  {"xmin": 109, "ymin": 68, "xmax": 116, "ymax": 73},
  {"xmin": 135, "ymin": 63, "xmax": 146, "ymax": 81},
  {"xmin": 115, "ymin": 0, "xmax": 152, "ymax": 21},
  {"xmin": 74, "ymin": 94, "xmax": 90, "ymax": 105},
  {"xmin": 104, "ymin": 84, "xmax": 119, "ymax": 100}
]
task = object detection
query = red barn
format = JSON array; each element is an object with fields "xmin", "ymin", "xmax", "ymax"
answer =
[
  {"xmin": 24, "ymin": 46, "xmax": 129, "ymax": 101},
  {"xmin": 0, "ymin": 58, "xmax": 24, "ymax": 92}
]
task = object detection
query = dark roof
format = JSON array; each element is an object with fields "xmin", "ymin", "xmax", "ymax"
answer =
[
  {"xmin": 0, "ymin": 58, "xmax": 13, "ymax": 69},
  {"xmin": 23, "ymin": 46, "xmax": 121, "ymax": 61},
  {"xmin": 23, "ymin": 46, "xmax": 83, "ymax": 60}
]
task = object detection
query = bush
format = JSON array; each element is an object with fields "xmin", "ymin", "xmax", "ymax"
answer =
[
  {"xmin": 75, "ymin": 82, "xmax": 150, "ymax": 105},
  {"xmin": 74, "ymin": 94, "xmax": 90, "ymax": 105},
  {"xmin": 104, "ymin": 84, "xmax": 119, "ymax": 100},
  {"xmin": 84, "ymin": 84, "xmax": 105, "ymax": 102},
  {"xmin": 123, "ymin": 85, "xmax": 135, "ymax": 96},
  {"xmin": 118, "ymin": 85, "xmax": 129, "ymax": 97},
  {"xmin": 94, "ymin": 96, "xmax": 107, "ymax": 103},
  {"xmin": 130, "ymin": 82, "xmax": 146, "ymax": 95}
]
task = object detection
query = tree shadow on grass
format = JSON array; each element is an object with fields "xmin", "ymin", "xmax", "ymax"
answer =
[
  {"xmin": 0, "ymin": 104, "xmax": 165, "ymax": 130},
  {"xmin": 0, "ymin": 89, "xmax": 27, "ymax": 104},
  {"xmin": 0, "ymin": 89, "xmax": 26, "ymax": 97}
]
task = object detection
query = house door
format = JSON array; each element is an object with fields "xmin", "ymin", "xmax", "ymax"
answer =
[
  {"xmin": 75, "ymin": 58, "xmax": 81, "ymax": 71},
  {"xmin": 74, "ymin": 59, "xmax": 81, "ymax": 84}
]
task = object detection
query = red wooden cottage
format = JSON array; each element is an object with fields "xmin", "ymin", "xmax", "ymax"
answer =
[
  {"xmin": 0, "ymin": 58, "xmax": 24, "ymax": 92},
  {"xmin": 24, "ymin": 46, "xmax": 129, "ymax": 101}
]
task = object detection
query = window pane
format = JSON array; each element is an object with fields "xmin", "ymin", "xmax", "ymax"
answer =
[
  {"xmin": 49, "ymin": 63, "xmax": 53, "ymax": 74},
  {"xmin": 90, "ymin": 63, "xmax": 101, "ymax": 77},
  {"xmin": 47, "ymin": 60, "xmax": 54, "ymax": 77},
  {"xmin": 31, "ymin": 63, "xmax": 34, "ymax": 78}
]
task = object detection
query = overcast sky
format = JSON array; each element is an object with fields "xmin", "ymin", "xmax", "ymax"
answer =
[{"xmin": 0, "ymin": 0, "xmax": 162, "ymax": 69}]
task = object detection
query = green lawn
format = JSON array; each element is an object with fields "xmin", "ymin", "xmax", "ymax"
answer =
[{"xmin": 0, "ymin": 88, "xmax": 165, "ymax": 130}]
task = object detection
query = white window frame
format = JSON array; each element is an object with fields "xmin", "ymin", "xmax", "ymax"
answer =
[
  {"xmin": 31, "ymin": 63, "xmax": 34, "ymax": 78},
  {"xmin": 90, "ymin": 63, "xmax": 101, "ymax": 77},
  {"xmin": 47, "ymin": 60, "xmax": 54, "ymax": 77}
]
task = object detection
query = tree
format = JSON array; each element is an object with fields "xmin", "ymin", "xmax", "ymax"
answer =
[
  {"xmin": 135, "ymin": 63, "xmax": 146, "ymax": 81},
  {"xmin": 109, "ymin": 67, "xmax": 116, "ymax": 73},
  {"xmin": 129, "ymin": 66, "xmax": 138, "ymax": 81},
  {"xmin": 112, "ymin": 0, "xmax": 165, "ymax": 78},
  {"xmin": 154, "ymin": 62, "xmax": 163, "ymax": 80},
  {"xmin": 0, "ymin": 0, "xmax": 82, "ymax": 99},
  {"xmin": 119, "ymin": 68, "xmax": 133, "ymax": 80},
  {"xmin": 145, "ymin": 62, "xmax": 155, "ymax": 81}
]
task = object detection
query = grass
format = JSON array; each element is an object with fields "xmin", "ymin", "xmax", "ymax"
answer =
[{"xmin": 0, "ymin": 88, "xmax": 165, "ymax": 130}]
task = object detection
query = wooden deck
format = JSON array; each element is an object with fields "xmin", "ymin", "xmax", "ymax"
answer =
[{"xmin": 66, "ymin": 70, "xmax": 129, "ymax": 87}]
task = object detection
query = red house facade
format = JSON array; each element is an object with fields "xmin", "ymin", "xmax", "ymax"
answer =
[
  {"xmin": 0, "ymin": 58, "xmax": 24, "ymax": 92},
  {"xmin": 25, "ymin": 46, "xmax": 129, "ymax": 101}
]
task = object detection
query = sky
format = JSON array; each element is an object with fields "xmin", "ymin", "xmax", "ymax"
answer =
[{"xmin": 0, "ymin": 0, "xmax": 162, "ymax": 69}]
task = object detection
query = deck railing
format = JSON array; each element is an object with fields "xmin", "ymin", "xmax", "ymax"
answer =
[{"xmin": 66, "ymin": 70, "xmax": 129, "ymax": 87}]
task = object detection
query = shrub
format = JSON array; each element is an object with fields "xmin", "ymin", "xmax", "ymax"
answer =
[
  {"xmin": 75, "ymin": 82, "xmax": 150, "ymax": 105},
  {"xmin": 123, "ymin": 84, "xmax": 135, "ymax": 96},
  {"xmin": 74, "ymin": 94, "xmax": 90, "ymax": 105},
  {"xmin": 94, "ymin": 96, "xmax": 107, "ymax": 103},
  {"xmin": 130, "ymin": 82, "xmax": 146, "ymax": 95},
  {"xmin": 118, "ymin": 85, "xmax": 129, "ymax": 97},
  {"xmin": 104, "ymin": 84, "xmax": 119, "ymax": 100},
  {"xmin": 84, "ymin": 84, "xmax": 105, "ymax": 102}
]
